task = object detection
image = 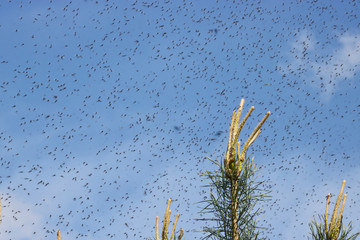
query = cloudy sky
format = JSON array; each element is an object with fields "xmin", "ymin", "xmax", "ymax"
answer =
[{"xmin": 0, "ymin": 0, "xmax": 359, "ymax": 239}]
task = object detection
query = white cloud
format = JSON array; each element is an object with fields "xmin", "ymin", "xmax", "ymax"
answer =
[
  {"xmin": 0, "ymin": 194, "xmax": 46, "ymax": 240},
  {"xmin": 338, "ymin": 33, "xmax": 360, "ymax": 66},
  {"xmin": 281, "ymin": 31, "xmax": 360, "ymax": 102}
]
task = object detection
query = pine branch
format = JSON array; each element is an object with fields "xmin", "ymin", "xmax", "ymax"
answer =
[{"xmin": 309, "ymin": 180, "xmax": 360, "ymax": 240}]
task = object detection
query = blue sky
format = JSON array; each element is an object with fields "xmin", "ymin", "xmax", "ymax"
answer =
[{"xmin": 0, "ymin": 0, "xmax": 359, "ymax": 239}]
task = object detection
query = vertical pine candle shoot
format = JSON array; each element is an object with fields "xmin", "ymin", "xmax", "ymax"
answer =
[
  {"xmin": 57, "ymin": 230, "xmax": 61, "ymax": 240},
  {"xmin": 155, "ymin": 198, "xmax": 183, "ymax": 240},
  {"xmin": 224, "ymin": 99, "xmax": 270, "ymax": 180}
]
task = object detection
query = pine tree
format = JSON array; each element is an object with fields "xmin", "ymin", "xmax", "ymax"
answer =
[{"xmin": 196, "ymin": 99, "xmax": 270, "ymax": 240}]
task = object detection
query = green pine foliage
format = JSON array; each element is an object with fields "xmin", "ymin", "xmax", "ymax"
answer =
[{"xmin": 196, "ymin": 155, "xmax": 269, "ymax": 240}]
